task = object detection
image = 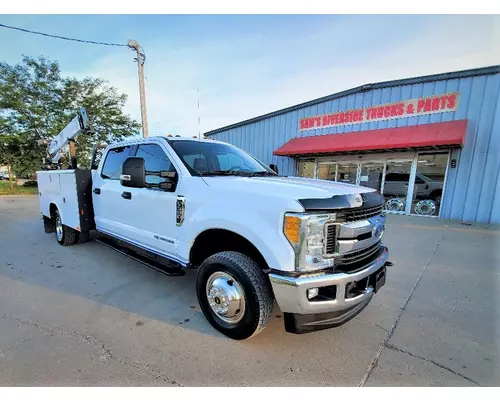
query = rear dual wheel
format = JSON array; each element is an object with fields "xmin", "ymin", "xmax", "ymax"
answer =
[{"xmin": 53, "ymin": 208, "xmax": 79, "ymax": 246}]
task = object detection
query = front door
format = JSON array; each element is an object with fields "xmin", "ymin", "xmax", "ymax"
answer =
[
  {"xmin": 117, "ymin": 143, "xmax": 179, "ymax": 258},
  {"xmin": 93, "ymin": 142, "xmax": 179, "ymax": 260}
]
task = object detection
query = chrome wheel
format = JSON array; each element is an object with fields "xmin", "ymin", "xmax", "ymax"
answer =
[
  {"xmin": 385, "ymin": 197, "xmax": 405, "ymax": 212},
  {"xmin": 55, "ymin": 212, "xmax": 63, "ymax": 242},
  {"xmin": 414, "ymin": 199, "xmax": 437, "ymax": 216},
  {"xmin": 206, "ymin": 271, "xmax": 246, "ymax": 324}
]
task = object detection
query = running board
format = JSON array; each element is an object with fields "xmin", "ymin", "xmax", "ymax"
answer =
[{"xmin": 95, "ymin": 235, "xmax": 185, "ymax": 277}]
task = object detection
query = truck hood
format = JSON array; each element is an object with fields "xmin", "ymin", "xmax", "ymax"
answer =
[{"xmin": 202, "ymin": 175, "xmax": 375, "ymax": 200}]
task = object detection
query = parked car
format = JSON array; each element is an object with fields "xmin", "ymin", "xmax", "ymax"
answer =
[{"xmin": 383, "ymin": 172, "xmax": 443, "ymax": 202}]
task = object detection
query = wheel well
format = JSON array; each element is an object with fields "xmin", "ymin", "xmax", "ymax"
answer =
[
  {"xmin": 430, "ymin": 189, "xmax": 442, "ymax": 198},
  {"xmin": 189, "ymin": 229, "xmax": 269, "ymax": 270},
  {"xmin": 49, "ymin": 203, "xmax": 58, "ymax": 217}
]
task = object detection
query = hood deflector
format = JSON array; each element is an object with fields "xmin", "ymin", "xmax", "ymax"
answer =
[{"xmin": 298, "ymin": 191, "xmax": 385, "ymax": 212}]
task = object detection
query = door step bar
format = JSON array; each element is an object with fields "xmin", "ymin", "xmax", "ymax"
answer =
[{"xmin": 95, "ymin": 235, "xmax": 185, "ymax": 277}]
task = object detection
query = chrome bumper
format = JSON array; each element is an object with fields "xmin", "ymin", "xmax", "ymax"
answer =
[{"xmin": 268, "ymin": 246, "xmax": 389, "ymax": 315}]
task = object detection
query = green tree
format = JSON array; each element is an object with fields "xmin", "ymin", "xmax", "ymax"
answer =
[{"xmin": 0, "ymin": 55, "xmax": 140, "ymax": 177}]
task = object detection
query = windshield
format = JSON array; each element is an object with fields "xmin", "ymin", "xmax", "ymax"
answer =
[{"xmin": 168, "ymin": 139, "xmax": 276, "ymax": 177}]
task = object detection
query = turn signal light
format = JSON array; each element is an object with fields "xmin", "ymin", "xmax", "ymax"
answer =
[{"xmin": 284, "ymin": 216, "xmax": 300, "ymax": 245}]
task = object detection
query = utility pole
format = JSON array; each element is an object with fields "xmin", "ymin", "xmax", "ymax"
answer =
[{"xmin": 128, "ymin": 40, "xmax": 149, "ymax": 138}]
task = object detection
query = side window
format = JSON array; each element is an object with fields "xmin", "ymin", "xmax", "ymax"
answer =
[
  {"xmin": 386, "ymin": 173, "xmax": 409, "ymax": 182},
  {"xmin": 136, "ymin": 144, "xmax": 176, "ymax": 185},
  {"xmin": 385, "ymin": 173, "xmax": 396, "ymax": 182},
  {"xmin": 101, "ymin": 145, "xmax": 134, "ymax": 180},
  {"xmin": 415, "ymin": 176, "xmax": 425, "ymax": 184}
]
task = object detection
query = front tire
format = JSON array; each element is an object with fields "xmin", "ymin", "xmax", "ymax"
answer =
[
  {"xmin": 196, "ymin": 251, "xmax": 274, "ymax": 340},
  {"xmin": 54, "ymin": 209, "xmax": 79, "ymax": 246}
]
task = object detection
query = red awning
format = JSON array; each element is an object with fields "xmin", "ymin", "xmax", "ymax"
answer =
[{"xmin": 273, "ymin": 120, "xmax": 468, "ymax": 156}]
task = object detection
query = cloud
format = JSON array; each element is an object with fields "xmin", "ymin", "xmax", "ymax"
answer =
[{"xmin": 66, "ymin": 15, "xmax": 499, "ymax": 138}]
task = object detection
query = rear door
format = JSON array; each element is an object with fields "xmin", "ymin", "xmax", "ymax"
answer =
[{"xmin": 92, "ymin": 144, "xmax": 135, "ymax": 237}]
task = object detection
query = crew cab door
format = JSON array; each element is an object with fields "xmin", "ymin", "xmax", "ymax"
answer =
[
  {"xmin": 92, "ymin": 144, "xmax": 135, "ymax": 236},
  {"xmin": 93, "ymin": 142, "xmax": 180, "ymax": 260},
  {"xmin": 117, "ymin": 143, "xmax": 179, "ymax": 258}
]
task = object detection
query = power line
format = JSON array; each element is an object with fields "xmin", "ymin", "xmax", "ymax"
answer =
[{"xmin": 0, "ymin": 22, "xmax": 129, "ymax": 47}]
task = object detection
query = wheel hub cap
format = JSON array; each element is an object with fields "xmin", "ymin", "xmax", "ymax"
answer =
[
  {"xmin": 206, "ymin": 272, "xmax": 245, "ymax": 324},
  {"xmin": 55, "ymin": 215, "xmax": 63, "ymax": 241}
]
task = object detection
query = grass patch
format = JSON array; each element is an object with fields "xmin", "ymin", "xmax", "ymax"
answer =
[{"xmin": 0, "ymin": 181, "xmax": 38, "ymax": 196}]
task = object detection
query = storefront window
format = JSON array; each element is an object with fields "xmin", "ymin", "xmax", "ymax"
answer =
[
  {"xmin": 360, "ymin": 162, "xmax": 384, "ymax": 191},
  {"xmin": 297, "ymin": 159, "xmax": 315, "ymax": 178},
  {"xmin": 337, "ymin": 163, "xmax": 358, "ymax": 185},
  {"xmin": 410, "ymin": 153, "xmax": 448, "ymax": 217},
  {"xmin": 317, "ymin": 163, "xmax": 336, "ymax": 181}
]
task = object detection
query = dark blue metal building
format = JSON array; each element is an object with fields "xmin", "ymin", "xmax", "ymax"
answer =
[{"xmin": 205, "ymin": 66, "xmax": 500, "ymax": 224}]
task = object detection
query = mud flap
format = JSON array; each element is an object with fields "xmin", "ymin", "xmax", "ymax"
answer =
[{"xmin": 43, "ymin": 215, "xmax": 55, "ymax": 233}]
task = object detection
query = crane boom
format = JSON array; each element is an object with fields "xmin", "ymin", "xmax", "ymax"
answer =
[{"xmin": 41, "ymin": 108, "xmax": 94, "ymax": 169}]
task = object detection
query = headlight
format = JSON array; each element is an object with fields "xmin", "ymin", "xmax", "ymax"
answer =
[{"xmin": 284, "ymin": 212, "xmax": 336, "ymax": 272}]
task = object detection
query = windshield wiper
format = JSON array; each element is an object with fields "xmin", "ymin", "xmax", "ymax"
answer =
[
  {"xmin": 245, "ymin": 171, "xmax": 278, "ymax": 177},
  {"xmin": 198, "ymin": 170, "xmax": 247, "ymax": 176},
  {"xmin": 198, "ymin": 170, "xmax": 276, "ymax": 177}
]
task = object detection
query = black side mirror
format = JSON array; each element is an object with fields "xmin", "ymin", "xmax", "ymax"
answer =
[
  {"xmin": 120, "ymin": 157, "xmax": 146, "ymax": 188},
  {"xmin": 270, "ymin": 164, "xmax": 279, "ymax": 174}
]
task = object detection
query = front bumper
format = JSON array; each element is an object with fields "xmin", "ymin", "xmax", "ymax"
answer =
[{"xmin": 269, "ymin": 245, "xmax": 390, "ymax": 333}]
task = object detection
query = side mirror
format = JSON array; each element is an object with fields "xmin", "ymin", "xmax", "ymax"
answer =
[
  {"xmin": 156, "ymin": 170, "xmax": 178, "ymax": 192},
  {"xmin": 120, "ymin": 157, "xmax": 146, "ymax": 188},
  {"xmin": 269, "ymin": 164, "xmax": 279, "ymax": 174}
]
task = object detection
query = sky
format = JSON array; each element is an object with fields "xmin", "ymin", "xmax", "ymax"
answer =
[{"xmin": 0, "ymin": 14, "xmax": 499, "ymax": 138}]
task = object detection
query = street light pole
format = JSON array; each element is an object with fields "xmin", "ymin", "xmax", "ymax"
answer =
[{"xmin": 128, "ymin": 40, "xmax": 149, "ymax": 138}]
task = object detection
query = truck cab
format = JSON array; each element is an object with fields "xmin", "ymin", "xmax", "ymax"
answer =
[{"xmin": 38, "ymin": 135, "xmax": 391, "ymax": 340}]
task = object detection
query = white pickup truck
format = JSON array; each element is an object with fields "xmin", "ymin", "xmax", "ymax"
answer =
[{"xmin": 37, "ymin": 135, "xmax": 391, "ymax": 340}]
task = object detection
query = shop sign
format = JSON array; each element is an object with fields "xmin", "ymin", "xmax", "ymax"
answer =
[{"xmin": 299, "ymin": 92, "xmax": 460, "ymax": 131}]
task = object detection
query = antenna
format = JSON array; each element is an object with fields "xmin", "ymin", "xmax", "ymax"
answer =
[{"xmin": 197, "ymin": 88, "xmax": 201, "ymax": 140}]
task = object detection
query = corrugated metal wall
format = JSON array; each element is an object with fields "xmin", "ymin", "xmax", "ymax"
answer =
[{"xmin": 211, "ymin": 73, "xmax": 500, "ymax": 224}]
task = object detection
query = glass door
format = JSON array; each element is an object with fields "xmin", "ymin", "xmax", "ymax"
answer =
[
  {"xmin": 359, "ymin": 162, "xmax": 384, "ymax": 191},
  {"xmin": 410, "ymin": 153, "xmax": 449, "ymax": 217},
  {"xmin": 382, "ymin": 160, "xmax": 413, "ymax": 213}
]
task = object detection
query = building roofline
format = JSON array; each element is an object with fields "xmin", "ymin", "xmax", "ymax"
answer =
[{"xmin": 204, "ymin": 64, "xmax": 500, "ymax": 136}]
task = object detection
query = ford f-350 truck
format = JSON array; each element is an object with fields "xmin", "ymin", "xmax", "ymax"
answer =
[{"xmin": 37, "ymin": 125, "xmax": 391, "ymax": 340}]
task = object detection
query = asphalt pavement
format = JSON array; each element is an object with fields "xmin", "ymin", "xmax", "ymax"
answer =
[{"xmin": 0, "ymin": 195, "xmax": 498, "ymax": 386}]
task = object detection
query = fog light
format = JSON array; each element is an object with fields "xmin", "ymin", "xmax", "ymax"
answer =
[{"xmin": 307, "ymin": 288, "xmax": 319, "ymax": 300}]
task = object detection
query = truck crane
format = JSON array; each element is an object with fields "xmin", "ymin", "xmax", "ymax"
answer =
[
  {"xmin": 37, "ymin": 108, "xmax": 101, "ymax": 244},
  {"xmin": 39, "ymin": 108, "xmax": 95, "ymax": 170}
]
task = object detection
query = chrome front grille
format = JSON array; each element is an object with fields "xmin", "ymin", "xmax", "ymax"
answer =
[
  {"xmin": 340, "ymin": 204, "xmax": 384, "ymax": 222},
  {"xmin": 337, "ymin": 241, "xmax": 382, "ymax": 266},
  {"xmin": 323, "ymin": 202, "xmax": 385, "ymax": 269}
]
